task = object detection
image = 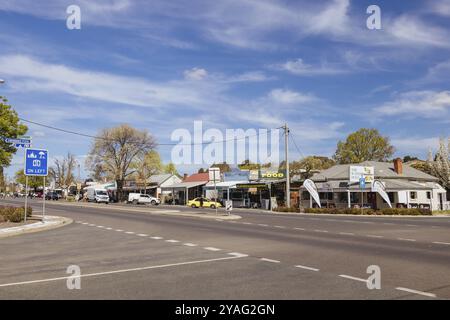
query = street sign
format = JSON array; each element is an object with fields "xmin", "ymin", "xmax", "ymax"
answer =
[
  {"xmin": 225, "ymin": 200, "xmax": 233, "ymax": 211},
  {"xmin": 24, "ymin": 148, "xmax": 48, "ymax": 176},
  {"xmin": 208, "ymin": 167, "xmax": 220, "ymax": 182},
  {"xmin": 350, "ymin": 166, "xmax": 374, "ymax": 183},
  {"xmin": 3, "ymin": 136, "xmax": 32, "ymax": 148}
]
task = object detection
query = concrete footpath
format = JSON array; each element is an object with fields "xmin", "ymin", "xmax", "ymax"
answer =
[{"xmin": 0, "ymin": 215, "xmax": 73, "ymax": 239}]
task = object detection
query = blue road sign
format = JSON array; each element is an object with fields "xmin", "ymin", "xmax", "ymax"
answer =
[
  {"xmin": 24, "ymin": 148, "xmax": 48, "ymax": 176},
  {"xmin": 359, "ymin": 177, "xmax": 366, "ymax": 189},
  {"xmin": 3, "ymin": 136, "xmax": 32, "ymax": 148}
]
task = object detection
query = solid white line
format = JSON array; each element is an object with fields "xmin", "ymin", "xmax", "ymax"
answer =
[
  {"xmin": 367, "ymin": 235, "xmax": 384, "ymax": 238},
  {"xmin": 165, "ymin": 239, "xmax": 179, "ymax": 243},
  {"xmin": 137, "ymin": 234, "xmax": 148, "ymax": 237},
  {"xmin": 0, "ymin": 256, "xmax": 247, "ymax": 288},
  {"xmin": 151, "ymin": 236, "xmax": 163, "ymax": 240},
  {"xmin": 294, "ymin": 227, "xmax": 305, "ymax": 231},
  {"xmin": 432, "ymin": 241, "xmax": 450, "ymax": 245},
  {"xmin": 183, "ymin": 243, "xmax": 197, "ymax": 247},
  {"xmin": 204, "ymin": 247, "xmax": 221, "ymax": 251},
  {"xmin": 339, "ymin": 232, "xmax": 354, "ymax": 236},
  {"xmin": 396, "ymin": 287, "xmax": 436, "ymax": 298},
  {"xmin": 295, "ymin": 265, "xmax": 319, "ymax": 272},
  {"xmin": 397, "ymin": 238, "xmax": 416, "ymax": 242},
  {"xmin": 339, "ymin": 274, "xmax": 367, "ymax": 283},
  {"xmin": 125, "ymin": 231, "xmax": 135, "ymax": 234},
  {"xmin": 260, "ymin": 258, "xmax": 280, "ymax": 263}
]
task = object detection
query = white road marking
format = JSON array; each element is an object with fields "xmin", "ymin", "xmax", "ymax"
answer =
[
  {"xmin": 105, "ymin": 227, "xmax": 112, "ymax": 230},
  {"xmin": 397, "ymin": 238, "xmax": 416, "ymax": 242},
  {"xmin": 115, "ymin": 229, "xmax": 123, "ymax": 232},
  {"xmin": 432, "ymin": 241, "xmax": 450, "ymax": 245},
  {"xmin": 339, "ymin": 232, "xmax": 354, "ymax": 236},
  {"xmin": 260, "ymin": 258, "xmax": 280, "ymax": 263},
  {"xmin": 314, "ymin": 229, "xmax": 328, "ymax": 233},
  {"xmin": 151, "ymin": 236, "xmax": 163, "ymax": 240},
  {"xmin": 295, "ymin": 265, "xmax": 319, "ymax": 272},
  {"xmin": 242, "ymin": 222, "xmax": 252, "ymax": 225},
  {"xmin": 258, "ymin": 224, "xmax": 268, "ymax": 227},
  {"xmin": 367, "ymin": 235, "xmax": 384, "ymax": 238},
  {"xmin": 0, "ymin": 256, "xmax": 248, "ymax": 288},
  {"xmin": 228, "ymin": 221, "xmax": 237, "ymax": 223},
  {"xmin": 137, "ymin": 234, "xmax": 148, "ymax": 237},
  {"xmin": 228, "ymin": 252, "xmax": 249, "ymax": 258},
  {"xmin": 383, "ymin": 222, "xmax": 394, "ymax": 225},
  {"xmin": 82, "ymin": 222, "xmax": 89, "ymax": 225},
  {"xmin": 294, "ymin": 227, "xmax": 305, "ymax": 231},
  {"xmin": 396, "ymin": 287, "xmax": 436, "ymax": 298},
  {"xmin": 406, "ymin": 224, "xmax": 418, "ymax": 227},
  {"xmin": 339, "ymin": 274, "xmax": 367, "ymax": 283},
  {"xmin": 204, "ymin": 247, "xmax": 221, "ymax": 251},
  {"xmin": 97, "ymin": 226, "xmax": 105, "ymax": 229},
  {"xmin": 125, "ymin": 231, "xmax": 135, "ymax": 234},
  {"xmin": 88, "ymin": 224, "xmax": 95, "ymax": 227},
  {"xmin": 274, "ymin": 225, "xmax": 286, "ymax": 229},
  {"xmin": 165, "ymin": 239, "xmax": 179, "ymax": 243},
  {"xmin": 183, "ymin": 243, "xmax": 197, "ymax": 247}
]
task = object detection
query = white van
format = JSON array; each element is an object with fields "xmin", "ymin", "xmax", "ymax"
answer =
[
  {"xmin": 86, "ymin": 187, "xmax": 110, "ymax": 204},
  {"xmin": 128, "ymin": 193, "xmax": 160, "ymax": 205}
]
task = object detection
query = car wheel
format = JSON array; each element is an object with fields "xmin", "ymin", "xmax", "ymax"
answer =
[
  {"xmin": 151, "ymin": 200, "xmax": 156, "ymax": 205},
  {"xmin": 132, "ymin": 199, "xmax": 138, "ymax": 205},
  {"xmin": 210, "ymin": 204, "xmax": 216, "ymax": 209},
  {"xmin": 191, "ymin": 204, "xmax": 197, "ymax": 208}
]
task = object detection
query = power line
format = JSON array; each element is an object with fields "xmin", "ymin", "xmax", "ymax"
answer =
[
  {"xmin": 288, "ymin": 131, "xmax": 305, "ymax": 159},
  {"xmin": 19, "ymin": 117, "xmax": 280, "ymax": 147}
]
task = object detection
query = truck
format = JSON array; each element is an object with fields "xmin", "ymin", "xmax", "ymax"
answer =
[
  {"xmin": 86, "ymin": 187, "xmax": 110, "ymax": 204},
  {"xmin": 128, "ymin": 193, "xmax": 160, "ymax": 205}
]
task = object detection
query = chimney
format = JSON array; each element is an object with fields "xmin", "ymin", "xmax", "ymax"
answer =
[
  {"xmin": 393, "ymin": 158, "xmax": 403, "ymax": 175},
  {"xmin": 183, "ymin": 173, "xmax": 188, "ymax": 181}
]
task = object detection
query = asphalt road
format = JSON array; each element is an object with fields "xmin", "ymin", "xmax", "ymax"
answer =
[{"xmin": 1, "ymin": 198, "xmax": 449, "ymax": 299}]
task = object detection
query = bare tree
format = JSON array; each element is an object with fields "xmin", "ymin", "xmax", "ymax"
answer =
[
  {"xmin": 86, "ymin": 125, "xmax": 157, "ymax": 201},
  {"xmin": 428, "ymin": 137, "xmax": 450, "ymax": 190},
  {"xmin": 49, "ymin": 152, "xmax": 78, "ymax": 196}
]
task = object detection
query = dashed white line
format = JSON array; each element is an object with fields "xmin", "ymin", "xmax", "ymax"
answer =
[
  {"xmin": 82, "ymin": 222, "xmax": 89, "ymax": 225},
  {"xmin": 339, "ymin": 232, "xmax": 354, "ymax": 236},
  {"xmin": 88, "ymin": 224, "xmax": 95, "ymax": 227},
  {"xmin": 228, "ymin": 252, "xmax": 249, "ymax": 258},
  {"xmin": 396, "ymin": 287, "xmax": 436, "ymax": 298},
  {"xmin": 97, "ymin": 226, "xmax": 105, "ymax": 229},
  {"xmin": 165, "ymin": 239, "xmax": 179, "ymax": 243},
  {"xmin": 183, "ymin": 243, "xmax": 197, "ymax": 247},
  {"xmin": 294, "ymin": 227, "xmax": 305, "ymax": 231},
  {"xmin": 432, "ymin": 241, "xmax": 450, "ymax": 245},
  {"xmin": 137, "ymin": 234, "xmax": 148, "ymax": 237},
  {"xmin": 115, "ymin": 229, "xmax": 123, "ymax": 232},
  {"xmin": 204, "ymin": 247, "xmax": 221, "ymax": 251},
  {"xmin": 314, "ymin": 229, "xmax": 328, "ymax": 233},
  {"xmin": 397, "ymin": 238, "xmax": 416, "ymax": 242},
  {"xmin": 367, "ymin": 235, "xmax": 384, "ymax": 238},
  {"xmin": 338, "ymin": 274, "xmax": 367, "ymax": 283},
  {"xmin": 125, "ymin": 231, "xmax": 135, "ymax": 235},
  {"xmin": 258, "ymin": 224, "xmax": 268, "ymax": 227},
  {"xmin": 274, "ymin": 225, "xmax": 286, "ymax": 229},
  {"xmin": 295, "ymin": 265, "xmax": 319, "ymax": 272},
  {"xmin": 260, "ymin": 258, "xmax": 280, "ymax": 263},
  {"xmin": 105, "ymin": 227, "xmax": 112, "ymax": 230},
  {"xmin": 151, "ymin": 236, "xmax": 163, "ymax": 240}
]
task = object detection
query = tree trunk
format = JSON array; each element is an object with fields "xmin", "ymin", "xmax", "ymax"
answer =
[{"xmin": 116, "ymin": 179, "xmax": 124, "ymax": 203}]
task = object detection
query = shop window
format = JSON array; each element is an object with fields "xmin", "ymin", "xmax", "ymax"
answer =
[
  {"xmin": 410, "ymin": 191, "xmax": 417, "ymax": 200},
  {"xmin": 426, "ymin": 191, "xmax": 431, "ymax": 200}
]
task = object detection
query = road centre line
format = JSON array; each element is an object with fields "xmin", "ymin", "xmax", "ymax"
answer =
[
  {"xmin": 397, "ymin": 238, "xmax": 416, "ymax": 242},
  {"xmin": 183, "ymin": 243, "xmax": 197, "ymax": 247},
  {"xmin": 295, "ymin": 265, "xmax": 319, "ymax": 272},
  {"xmin": 432, "ymin": 241, "xmax": 450, "ymax": 245},
  {"xmin": 395, "ymin": 287, "xmax": 436, "ymax": 298},
  {"xmin": 165, "ymin": 239, "xmax": 179, "ymax": 243},
  {"xmin": 260, "ymin": 258, "xmax": 280, "ymax": 263},
  {"xmin": 204, "ymin": 247, "xmax": 221, "ymax": 251},
  {"xmin": 338, "ymin": 274, "xmax": 367, "ymax": 283},
  {"xmin": 0, "ymin": 256, "xmax": 248, "ymax": 288}
]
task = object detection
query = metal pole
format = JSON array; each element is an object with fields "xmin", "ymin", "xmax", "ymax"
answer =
[
  {"xmin": 214, "ymin": 170, "xmax": 217, "ymax": 215},
  {"xmin": 43, "ymin": 176, "xmax": 46, "ymax": 221},
  {"xmin": 284, "ymin": 124, "xmax": 290, "ymax": 208},
  {"xmin": 24, "ymin": 176, "xmax": 28, "ymax": 223}
]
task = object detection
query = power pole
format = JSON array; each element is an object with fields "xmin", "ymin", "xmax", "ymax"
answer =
[{"xmin": 283, "ymin": 123, "xmax": 290, "ymax": 208}]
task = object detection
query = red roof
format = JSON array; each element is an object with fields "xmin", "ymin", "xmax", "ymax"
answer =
[{"xmin": 183, "ymin": 172, "xmax": 209, "ymax": 182}]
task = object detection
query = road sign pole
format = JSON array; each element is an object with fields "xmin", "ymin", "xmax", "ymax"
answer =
[
  {"xmin": 214, "ymin": 170, "xmax": 218, "ymax": 215},
  {"xmin": 43, "ymin": 176, "xmax": 46, "ymax": 221},
  {"xmin": 24, "ymin": 175, "xmax": 28, "ymax": 223}
]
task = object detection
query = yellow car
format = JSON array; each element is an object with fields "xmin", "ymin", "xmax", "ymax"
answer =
[{"xmin": 187, "ymin": 197, "xmax": 222, "ymax": 209}]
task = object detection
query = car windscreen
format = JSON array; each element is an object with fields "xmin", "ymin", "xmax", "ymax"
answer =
[{"xmin": 96, "ymin": 190, "xmax": 107, "ymax": 195}]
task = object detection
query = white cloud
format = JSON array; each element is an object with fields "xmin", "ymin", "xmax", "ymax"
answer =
[
  {"xmin": 375, "ymin": 90, "xmax": 450, "ymax": 118},
  {"xmin": 273, "ymin": 58, "xmax": 346, "ymax": 76},
  {"xmin": 269, "ymin": 89, "xmax": 317, "ymax": 104},
  {"xmin": 183, "ymin": 67, "xmax": 208, "ymax": 80},
  {"xmin": 391, "ymin": 137, "xmax": 440, "ymax": 155}
]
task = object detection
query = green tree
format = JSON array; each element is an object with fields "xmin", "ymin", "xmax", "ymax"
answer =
[
  {"xmin": 293, "ymin": 156, "xmax": 335, "ymax": 178},
  {"xmin": 0, "ymin": 96, "xmax": 28, "ymax": 188},
  {"xmin": 86, "ymin": 124, "xmax": 157, "ymax": 201},
  {"xmin": 210, "ymin": 162, "xmax": 231, "ymax": 173},
  {"xmin": 403, "ymin": 155, "xmax": 419, "ymax": 162},
  {"xmin": 333, "ymin": 128, "xmax": 395, "ymax": 164},
  {"xmin": 130, "ymin": 150, "xmax": 163, "ymax": 188},
  {"xmin": 164, "ymin": 162, "xmax": 179, "ymax": 176},
  {"xmin": 15, "ymin": 170, "xmax": 43, "ymax": 191}
]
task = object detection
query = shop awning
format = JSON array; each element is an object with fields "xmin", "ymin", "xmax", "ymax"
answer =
[
  {"xmin": 204, "ymin": 181, "xmax": 249, "ymax": 189},
  {"xmin": 161, "ymin": 181, "xmax": 208, "ymax": 190}
]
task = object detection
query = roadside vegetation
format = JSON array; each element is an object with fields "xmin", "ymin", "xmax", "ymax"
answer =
[
  {"xmin": 274, "ymin": 207, "xmax": 432, "ymax": 216},
  {"xmin": 0, "ymin": 206, "xmax": 33, "ymax": 223}
]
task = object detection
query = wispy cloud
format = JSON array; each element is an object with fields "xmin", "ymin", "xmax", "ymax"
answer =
[{"xmin": 271, "ymin": 58, "xmax": 347, "ymax": 76}]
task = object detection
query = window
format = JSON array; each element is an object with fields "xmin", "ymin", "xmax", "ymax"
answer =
[
  {"xmin": 410, "ymin": 191, "xmax": 417, "ymax": 200},
  {"xmin": 426, "ymin": 192, "xmax": 431, "ymax": 200}
]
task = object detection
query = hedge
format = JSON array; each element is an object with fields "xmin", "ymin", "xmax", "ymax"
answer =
[
  {"xmin": 0, "ymin": 206, "xmax": 33, "ymax": 223},
  {"xmin": 273, "ymin": 207, "xmax": 432, "ymax": 216}
]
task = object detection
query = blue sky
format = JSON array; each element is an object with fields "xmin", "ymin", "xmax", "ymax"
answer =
[{"xmin": 1, "ymin": 0, "xmax": 450, "ymax": 179}]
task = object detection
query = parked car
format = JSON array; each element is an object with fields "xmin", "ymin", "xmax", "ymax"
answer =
[
  {"xmin": 86, "ymin": 187, "xmax": 109, "ymax": 204},
  {"xmin": 187, "ymin": 197, "xmax": 222, "ymax": 209},
  {"xmin": 45, "ymin": 192, "xmax": 59, "ymax": 201},
  {"xmin": 128, "ymin": 193, "xmax": 160, "ymax": 205}
]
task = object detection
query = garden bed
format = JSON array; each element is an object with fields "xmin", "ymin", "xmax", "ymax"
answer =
[{"xmin": 273, "ymin": 207, "xmax": 432, "ymax": 215}]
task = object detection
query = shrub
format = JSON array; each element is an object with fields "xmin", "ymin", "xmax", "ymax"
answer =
[
  {"xmin": 0, "ymin": 206, "xmax": 32, "ymax": 222},
  {"xmin": 305, "ymin": 207, "xmax": 431, "ymax": 216}
]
